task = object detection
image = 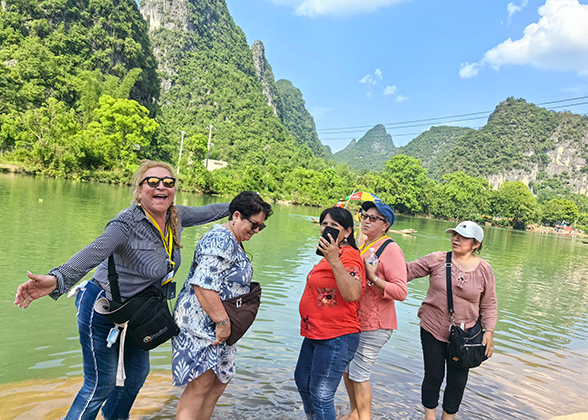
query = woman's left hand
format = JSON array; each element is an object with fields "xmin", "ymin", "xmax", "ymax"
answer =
[
  {"xmin": 213, "ymin": 322, "xmax": 231, "ymax": 346},
  {"xmin": 318, "ymin": 233, "xmax": 340, "ymax": 263},
  {"xmin": 483, "ymin": 331, "xmax": 494, "ymax": 357}
]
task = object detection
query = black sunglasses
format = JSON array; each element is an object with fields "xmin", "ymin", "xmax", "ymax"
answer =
[
  {"xmin": 243, "ymin": 216, "xmax": 267, "ymax": 231},
  {"xmin": 360, "ymin": 213, "xmax": 387, "ymax": 224},
  {"xmin": 141, "ymin": 176, "xmax": 176, "ymax": 189}
]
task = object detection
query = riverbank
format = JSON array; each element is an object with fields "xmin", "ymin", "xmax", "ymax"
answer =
[
  {"xmin": 527, "ymin": 223, "xmax": 586, "ymax": 238},
  {"xmin": 2, "ymin": 374, "xmax": 587, "ymax": 420},
  {"xmin": 2, "ymin": 165, "xmax": 587, "ymax": 235}
]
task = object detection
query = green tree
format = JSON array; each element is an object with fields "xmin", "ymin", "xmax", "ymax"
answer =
[
  {"xmin": 492, "ymin": 181, "xmax": 541, "ymax": 228},
  {"xmin": 79, "ymin": 95, "xmax": 158, "ymax": 172},
  {"xmin": 364, "ymin": 155, "xmax": 429, "ymax": 214},
  {"xmin": 3, "ymin": 98, "xmax": 81, "ymax": 175},
  {"xmin": 542, "ymin": 199, "xmax": 579, "ymax": 226}
]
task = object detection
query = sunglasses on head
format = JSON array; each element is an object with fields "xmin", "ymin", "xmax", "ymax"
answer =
[
  {"xmin": 360, "ymin": 213, "xmax": 387, "ymax": 224},
  {"xmin": 243, "ymin": 216, "xmax": 267, "ymax": 231},
  {"xmin": 140, "ymin": 176, "xmax": 176, "ymax": 189}
]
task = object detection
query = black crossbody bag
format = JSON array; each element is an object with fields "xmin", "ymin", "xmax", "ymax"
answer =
[
  {"xmin": 445, "ymin": 251, "xmax": 488, "ymax": 370},
  {"xmin": 94, "ymin": 255, "xmax": 179, "ymax": 351}
]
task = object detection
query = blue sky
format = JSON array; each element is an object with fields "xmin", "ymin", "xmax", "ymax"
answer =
[{"xmin": 224, "ymin": 0, "xmax": 588, "ymax": 152}]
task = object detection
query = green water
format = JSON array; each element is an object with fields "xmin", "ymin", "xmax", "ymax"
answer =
[{"xmin": 1, "ymin": 173, "xmax": 587, "ymax": 419}]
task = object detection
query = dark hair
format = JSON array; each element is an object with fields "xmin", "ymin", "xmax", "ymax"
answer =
[
  {"xmin": 319, "ymin": 207, "xmax": 358, "ymax": 250},
  {"xmin": 229, "ymin": 191, "xmax": 273, "ymax": 221},
  {"xmin": 473, "ymin": 239, "xmax": 483, "ymax": 254}
]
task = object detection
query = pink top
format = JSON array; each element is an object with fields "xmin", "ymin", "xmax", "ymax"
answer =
[
  {"xmin": 406, "ymin": 251, "xmax": 497, "ymax": 342},
  {"xmin": 357, "ymin": 239, "xmax": 408, "ymax": 331}
]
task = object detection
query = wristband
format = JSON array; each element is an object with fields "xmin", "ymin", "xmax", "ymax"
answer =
[{"xmin": 214, "ymin": 317, "xmax": 229, "ymax": 326}]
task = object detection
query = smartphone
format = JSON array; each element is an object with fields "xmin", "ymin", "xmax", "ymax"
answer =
[{"xmin": 316, "ymin": 226, "xmax": 341, "ymax": 256}]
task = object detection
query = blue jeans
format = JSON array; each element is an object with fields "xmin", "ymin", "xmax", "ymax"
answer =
[
  {"xmin": 66, "ymin": 281, "xmax": 150, "ymax": 420},
  {"xmin": 294, "ymin": 333, "xmax": 360, "ymax": 420}
]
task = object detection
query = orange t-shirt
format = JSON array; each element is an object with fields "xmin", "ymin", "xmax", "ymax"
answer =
[{"xmin": 299, "ymin": 246, "xmax": 366, "ymax": 340}]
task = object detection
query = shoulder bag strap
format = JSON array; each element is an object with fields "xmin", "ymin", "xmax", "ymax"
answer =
[
  {"xmin": 445, "ymin": 251, "xmax": 454, "ymax": 322},
  {"xmin": 108, "ymin": 254, "xmax": 122, "ymax": 303},
  {"xmin": 375, "ymin": 238, "xmax": 394, "ymax": 259}
]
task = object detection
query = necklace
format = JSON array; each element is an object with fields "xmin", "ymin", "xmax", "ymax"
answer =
[
  {"xmin": 359, "ymin": 235, "xmax": 386, "ymax": 256},
  {"xmin": 226, "ymin": 223, "xmax": 245, "ymax": 251}
]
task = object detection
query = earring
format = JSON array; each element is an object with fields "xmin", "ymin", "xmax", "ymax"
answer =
[
  {"xmin": 232, "ymin": 222, "xmax": 235, "ymax": 225},
  {"xmin": 343, "ymin": 237, "xmax": 348, "ymax": 243}
]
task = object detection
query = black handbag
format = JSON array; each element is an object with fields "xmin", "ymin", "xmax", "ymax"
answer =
[
  {"xmin": 222, "ymin": 281, "xmax": 262, "ymax": 346},
  {"xmin": 94, "ymin": 255, "xmax": 179, "ymax": 351},
  {"xmin": 445, "ymin": 252, "xmax": 488, "ymax": 370}
]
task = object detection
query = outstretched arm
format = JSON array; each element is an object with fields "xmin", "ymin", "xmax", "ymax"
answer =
[{"xmin": 14, "ymin": 272, "xmax": 58, "ymax": 309}]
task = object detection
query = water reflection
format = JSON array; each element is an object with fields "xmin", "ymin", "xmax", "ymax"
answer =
[{"xmin": 1, "ymin": 173, "xmax": 588, "ymax": 419}]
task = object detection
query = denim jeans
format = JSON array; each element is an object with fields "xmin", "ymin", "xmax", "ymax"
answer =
[
  {"xmin": 294, "ymin": 333, "xmax": 360, "ymax": 420},
  {"xmin": 65, "ymin": 281, "xmax": 150, "ymax": 420}
]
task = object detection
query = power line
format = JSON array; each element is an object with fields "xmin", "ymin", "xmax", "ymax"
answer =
[
  {"xmin": 317, "ymin": 97, "xmax": 588, "ymax": 142},
  {"xmin": 316, "ymin": 95, "xmax": 588, "ymax": 135}
]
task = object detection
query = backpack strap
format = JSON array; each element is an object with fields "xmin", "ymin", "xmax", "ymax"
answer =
[
  {"xmin": 375, "ymin": 238, "xmax": 394, "ymax": 259},
  {"xmin": 108, "ymin": 255, "xmax": 122, "ymax": 303},
  {"xmin": 445, "ymin": 251, "xmax": 455, "ymax": 321}
]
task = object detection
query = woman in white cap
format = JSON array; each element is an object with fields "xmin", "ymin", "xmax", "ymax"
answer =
[
  {"xmin": 340, "ymin": 201, "xmax": 407, "ymax": 420},
  {"xmin": 406, "ymin": 221, "xmax": 497, "ymax": 420}
]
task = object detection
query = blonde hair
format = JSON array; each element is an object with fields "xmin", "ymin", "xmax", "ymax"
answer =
[{"xmin": 132, "ymin": 160, "xmax": 182, "ymax": 249}]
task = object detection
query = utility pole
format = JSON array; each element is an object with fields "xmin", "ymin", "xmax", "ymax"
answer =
[
  {"xmin": 177, "ymin": 131, "xmax": 185, "ymax": 175},
  {"xmin": 205, "ymin": 124, "xmax": 214, "ymax": 170}
]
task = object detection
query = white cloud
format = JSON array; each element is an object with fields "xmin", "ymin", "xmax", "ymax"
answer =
[
  {"xmin": 396, "ymin": 95, "xmax": 408, "ymax": 102},
  {"xmin": 459, "ymin": 62, "xmax": 482, "ymax": 79},
  {"xmin": 507, "ymin": 0, "xmax": 528, "ymax": 18},
  {"xmin": 383, "ymin": 85, "xmax": 397, "ymax": 95},
  {"xmin": 269, "ymin": 0, "xmax": 408, "ymax": 17},
  {"xmin": 359, "ymin": 68, "xmax": 383, "ymax": 85},
  {"xmin": 507, "ymin": 3, "xmax": 522, "ymax": 18},
  {"xmin": 460, "ymin": 0, "xmax": 588, "ymax": 78}
]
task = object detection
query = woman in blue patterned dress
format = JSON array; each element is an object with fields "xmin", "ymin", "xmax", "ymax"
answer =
[{"xmin": 172, "ymin": 191, "xmax": 272, "ymax": 420}]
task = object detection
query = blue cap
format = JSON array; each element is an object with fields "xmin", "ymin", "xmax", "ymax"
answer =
[{"xmin": 361, "ymin": 201, "xmax": 395, "ymax": 226}]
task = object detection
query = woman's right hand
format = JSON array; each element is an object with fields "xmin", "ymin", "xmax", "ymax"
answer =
[
  {"xmin": 213, "ymin": 321, "xmax": 231, "ymax": 346},
  {"xmin": 364, "ymin": 258, "xmax": 378, "ymax": 283},
  {"xmin": 14, "ymin": 272, "xmax": 58, "ymax": 308}
]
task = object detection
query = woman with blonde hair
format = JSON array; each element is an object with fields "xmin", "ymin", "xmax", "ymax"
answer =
[{"xmin": 14, "ymin": 160, "xmax": 229, "ymax": 420}]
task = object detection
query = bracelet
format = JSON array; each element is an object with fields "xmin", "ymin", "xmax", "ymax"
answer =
[
  {"xmin": 214, "ymin": 317, "xmax": 229, "ymax": 326},
  {"xmin": 484, "ymin": 330, "xmax": 494, "ymax": 335}
]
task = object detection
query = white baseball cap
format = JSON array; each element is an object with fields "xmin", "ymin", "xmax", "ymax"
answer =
[{"xmin": 445, "ymin": 221, "xmax": 484, "ymax": 242}]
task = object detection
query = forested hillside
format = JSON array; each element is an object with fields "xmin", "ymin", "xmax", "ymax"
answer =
[
  {"xmin": 2, "ymin": 1, "xmax": 588, "ymax": 231},
  {"xmin": 0, "ymin": 0, "xmax": 160, "ymax": 174},
  {"xmin": 334, "ymin": 124, "xmax": 396, "ymax": 171},
  {"xmin": 440, "ymin": 98, "xmax": 560, "ymax": 177},
  {"xmin": 276, "ymin": 79, "xmax": 330, "ymax": 159},
  {"xmin": 141, "ymin": 0, "xmax": 325, "ymax": 192},
  {"xmin": 397, "ymin": 126, "xmax": 475, "ymax": 178}
]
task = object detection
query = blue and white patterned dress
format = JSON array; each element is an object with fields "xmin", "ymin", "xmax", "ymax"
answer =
[{"xmin": 172, "ymin": 224, "xmax": 252, "ymax": 386}]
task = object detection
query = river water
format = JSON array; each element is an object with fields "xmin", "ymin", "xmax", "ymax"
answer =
[{"xmin": 1, "ymin": 173, "xmax": 587, "ymax": 420}]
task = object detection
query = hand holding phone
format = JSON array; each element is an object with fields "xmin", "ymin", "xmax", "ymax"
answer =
[{"xmin": 316, "ymin": 226, "xmax": 340, "ymax": 256}]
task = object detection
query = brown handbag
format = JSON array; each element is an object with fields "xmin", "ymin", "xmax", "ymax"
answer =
[{"xmin": 222, "ymin": 282, "xmax": 262, "ymax": 345}]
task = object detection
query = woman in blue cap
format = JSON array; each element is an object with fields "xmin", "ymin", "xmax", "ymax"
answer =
[{"xmin": 340, "ymin": 201, "xmax": 408, "ymax": 420}]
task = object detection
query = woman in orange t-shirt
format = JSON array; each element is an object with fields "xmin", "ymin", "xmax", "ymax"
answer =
[{"xmin": 295, "ymin": 207, "xmax": 366, "ymax": 420}]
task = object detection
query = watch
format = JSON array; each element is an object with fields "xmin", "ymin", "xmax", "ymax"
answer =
[{"xmin": 214, "ymin": 317, "xmax": 229, "ymax": 326}]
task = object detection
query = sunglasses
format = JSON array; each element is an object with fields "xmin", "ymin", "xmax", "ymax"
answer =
[
  {"xmin": 243, "ymin": 216, "xmax": 267, "ymax": 231},
  {"xmin": 141, "ymin": 176, "xmax": 176, "ymax": 189},
  {"xmin": 360, "ymin": 213, "xmax": 387, "ymax": 224}
]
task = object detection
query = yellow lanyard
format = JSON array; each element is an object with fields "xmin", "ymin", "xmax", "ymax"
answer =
[
  {"xmin": 359, "ymin": 236, "xmax": 387, "ymax": 257},
  {"xmin": 145, "ymin": 212, "xmax": 175, "ymax": 284}
]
